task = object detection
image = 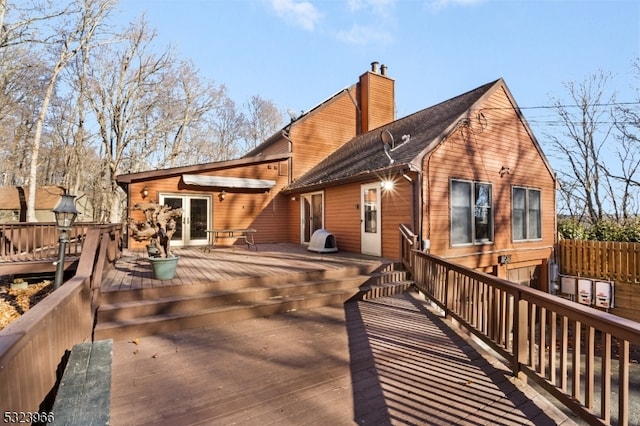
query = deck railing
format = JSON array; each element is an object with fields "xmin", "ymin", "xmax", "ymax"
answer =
[
  {"xmin": 0, "ymin": 222, "xmax": 90, "ymax": 262},
  {"xmin": 400, "ymin": 226, "xmax": 640, "ymax": 426},
  {"xmin": 0, "ymin": 224, "xmax": 122, "ymax": 416}
]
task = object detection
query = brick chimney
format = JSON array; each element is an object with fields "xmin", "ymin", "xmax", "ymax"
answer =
[{"xmin": 358, "ymin": 62, "xmax": 395, "ymax": 134}]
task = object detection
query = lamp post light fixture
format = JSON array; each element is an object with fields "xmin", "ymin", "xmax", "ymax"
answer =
[{"xmin": 53, "ymin": 193, "xmax": 79, "ymax": 289}]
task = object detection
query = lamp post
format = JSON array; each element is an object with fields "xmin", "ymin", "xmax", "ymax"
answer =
[{"xmin": 53, "ymin": 193, "xmax": 79, "ymax": 289}]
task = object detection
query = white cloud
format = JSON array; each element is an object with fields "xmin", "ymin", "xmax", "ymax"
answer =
[
  {"xmin": 271, "ymin": 0, "xmax": 322, "ymax": 31},
  {"xmin": 335, "ymin": 23, "xmax": 393, "ymax": 46},
  {"xmin": 428, "ymin": 0, "xmax": 484, "ymax": 12},
  {"xmin": 347, "ymin": 0, "xmax": 396, "ymax": 14}
]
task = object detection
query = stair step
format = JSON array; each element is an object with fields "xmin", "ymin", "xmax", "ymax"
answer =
[
  {"xmin": 100, "ymin": 265, "xmax": 379, "ymax": 304},
  {"xmin": 97, "ymin": 276, "xmax": 369, "ymax": 322},
  {"xmin": 94, "ymin": 259, "xmax": 414, "ymax": 341},
  {"xmin": 94, "ymin": 289, "xmax": 360, "ymax": 341}
]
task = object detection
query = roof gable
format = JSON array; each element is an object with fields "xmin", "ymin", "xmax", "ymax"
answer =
[{"xmin": 285, "ymin": 79, "xmax": 500, "ymax": 192}]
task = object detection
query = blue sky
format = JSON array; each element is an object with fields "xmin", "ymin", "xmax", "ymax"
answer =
[{"xmin": 115, "ymin": 0, "xmax": 639, "ymax": 139}]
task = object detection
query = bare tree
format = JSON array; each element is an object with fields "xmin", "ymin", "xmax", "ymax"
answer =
[
  {"xmin": 148, "ymin": 59, "xmax": 225, "ymax": 168},
  {"xmin": 211, "ymin": 91, "xmax": 245, "ymax": 161},
  {"xmin": 242, "ymin": 95, "xmax": 284, "ymax": 152},
  {"xmin": 20, "ymin": 0, "xmax": 115, "ymax": 221},
  {"xmin": 86, "ymin": 17, "xmax": 173, "ymax": 223},
  {"xmin": 606, "ymin": 61, "xmax": 640, "ymax": 219},
  {"xmin": 545, "ymin": 71, "xmax": 617, "ymax": 223}
]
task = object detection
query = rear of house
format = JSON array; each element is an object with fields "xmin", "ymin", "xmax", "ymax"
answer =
[{"xmin": 117, "ymin": 64, "xmax": 556, "ymax": 289}]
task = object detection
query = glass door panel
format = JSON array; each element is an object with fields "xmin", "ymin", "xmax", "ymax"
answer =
[
  {"xmin": 160, "ymin": 194, "xmax": 210, "ymax": 247},
  {"xmin": 301, "ymin": 192, "xmax": 324, "ymax": 244},
  {"xmin": 361, "ymin": 183, "xmax": 381, "ymax": 256},
  {"xmin": 161, "ymin": 196, "xmax": 184, "ymax": 241},
  {"xmin": 189, "ymin": 198, "xmax": 208, "ymax": 242}
]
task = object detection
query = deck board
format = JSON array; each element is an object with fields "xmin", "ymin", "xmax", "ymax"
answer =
[{"xmin": 109, "ymin": 288, "xmax": 579, "ymax": 426}]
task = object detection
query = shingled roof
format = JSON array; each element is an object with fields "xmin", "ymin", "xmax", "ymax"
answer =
[{"xmin": 285, "ymin": 79, "xmax": 501, "ymax": 193}]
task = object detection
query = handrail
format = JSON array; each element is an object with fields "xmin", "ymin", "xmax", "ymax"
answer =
[
  {"xmin": 398, "ymin": 223, "xmax": 418, "ymax": 270},
  {"xmin": 406, "ymin": 245, "xmax": 640, "ymax": 426},
  {"xmin": 0, "ymin": 224, "xmax": 122, "ymax": 415},
  {"xmin": 0, "ymin": 222, "xmax": 95, "ymax": 262}
]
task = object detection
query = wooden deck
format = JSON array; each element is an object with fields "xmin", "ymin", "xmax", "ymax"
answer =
[
  {"xmin": 105, "ymin": 244, "xmax": 580, "ymax": 425},
  {"xmin": 102, "ymin": 243, "xmax": 387, "ymax": 293}
]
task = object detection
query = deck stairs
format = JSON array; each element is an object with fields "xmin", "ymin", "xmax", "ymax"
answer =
[{"xmin": 94, "ymin": 262, "xmax": 413, "ymax": 341}]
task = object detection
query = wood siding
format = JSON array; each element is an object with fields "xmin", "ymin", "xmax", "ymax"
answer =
[
  {"xmin": 127, "ymin": 160, "xmax": 291, "ymax": 247},
  {"xmin": 381, "ymin": 178, "xmax": 413, "ymax": 259},
  {"xmin": 359, "ymin": 71, "xmax": 395, "ymax": 133},
  {"xmin": 320, "ymin": 178, "xmax": 412, "ymax": 259},
  {"xmin": 324, "ymin": 183, "xmax": 362, "ymax": 253},
  {"xmin": 256, "ymin": 137, "xmax": 290, "ymax": 156},
  {"xmin": 290, "ymin": 90, "xmax": 358, "ymax": 181},
  {"xmin": 424, "ymin": 85, "xmax": 555, "ymax": 277}
]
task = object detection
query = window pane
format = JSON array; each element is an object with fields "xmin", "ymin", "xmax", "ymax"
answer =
[
  {"xmin": 364, "ymin": 189, "xmax": 377, "ymax": 233},
  {"xmin": 163, "ymin": 197, "xmax": 183, "ymax": 240},
  {"xmin": 474, "ymin": 184, "xmax": 492, "ymax": 242},
  {"xmin": 190, "ymin": 198, "xmax": 208, "ymax": 240},
  {"xmin": 528, "ymin": 190, "xmax": 541, "ymax": 239},
  {"xmin": 452, "ymin": 181, "xmax": 471, "ymax": 244},
  {"xmin": 513, "ymin": 188, "xmax": 526, "ymax": 241}
]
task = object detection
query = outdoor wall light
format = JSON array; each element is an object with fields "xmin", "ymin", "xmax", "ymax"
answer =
[
  {"xmin": 381, "ymin": 179, "xmax": 395, "ymax": 192},
  {"xmin": 52, "ymin": 193, "xmax": 80, "ymax": 289},
  {"xmin": 141, "ymin": 186, "xmax": 149, "ymax": 199},
  {"xmin": 219, "ymin": 190, "xmax": 226, "ymax": 202}
]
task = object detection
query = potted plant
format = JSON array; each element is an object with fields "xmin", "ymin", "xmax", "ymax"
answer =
[{"xmin": 127, "ymin": 201, "xmax": 183, "ymax": 280}]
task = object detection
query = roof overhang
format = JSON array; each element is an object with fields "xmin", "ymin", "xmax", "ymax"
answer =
[
  {"xmin": 116, "ymin": 153, "xmax": 289, "ymax": 185},
  {"xmin": 182, "ymin": 174, "xmax": 276, "ymax": 190},
  {"xmin": 282, "ymin": 163, "xmax": 417, "ymax": 195}
]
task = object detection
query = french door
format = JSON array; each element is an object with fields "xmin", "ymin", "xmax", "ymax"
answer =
[
  {"xmin": 159, "ymin": 194, "xmax": 211, "ymax": 247},
  {"xmin": 361, "ymin": 183, "xmax": 381, "ymax": 256},
  {"xmin": 301, "ymin": 192, "xmax": 324, "ymax": 244}
]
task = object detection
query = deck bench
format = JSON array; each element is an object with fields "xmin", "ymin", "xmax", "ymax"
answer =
[
  {"xmin": 50, "ymin": 339, "xmax": 113, "ymax": 426},
  {"xmin": 205, "ymin": 228, "xmax": 257, "ymax": 251}
]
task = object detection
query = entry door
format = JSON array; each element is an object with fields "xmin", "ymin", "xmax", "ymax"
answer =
[
  {"xmin": 160, "ymin": 194, "xmax": 211, "ymax": 247},
  {"xmin": 301, "ymin": 192, "xmax": 324, "ymax": 244},
  {"xmin": 361, "ymin": 183, "xmax": 381, "ymax": 256}
]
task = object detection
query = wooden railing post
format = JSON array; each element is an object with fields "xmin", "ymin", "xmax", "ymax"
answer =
[
  {"xmin": 512, "ymin": 291, "xmax": 528, "ymax": 380},
  {"xmin": 445, "ymin": 268, "xmax": 454, "ymax": 317}
]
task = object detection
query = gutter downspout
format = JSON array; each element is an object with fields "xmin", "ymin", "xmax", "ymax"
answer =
[
  {"xmin": 419, "ymin": 158, "xmax": 427, "ymax": 251},
  {"xmin": 282, "ymin": 128, "xmax": 294, "ymax": 185}
]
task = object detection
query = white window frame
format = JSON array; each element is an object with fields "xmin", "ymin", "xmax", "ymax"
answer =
[
  {"xmin": 512, "ymin": 186, "xmax": 542, "ymax": 242},
  {"xmin": 450, "ymin": 179, "xmax": 494, "ymax": 246}
]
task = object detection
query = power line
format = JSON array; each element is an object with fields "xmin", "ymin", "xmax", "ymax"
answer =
[
  {"xmin": 519, "ymin": 101, "xmax": 640, "ymax": 110},
  {"xmin": 474, "ymin": 101, "xmax": 640, "ymax": 112}
]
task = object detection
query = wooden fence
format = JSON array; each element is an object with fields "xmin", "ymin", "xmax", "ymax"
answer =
[
  {"xmin": 558, "ymin": 239, "xmax": 640, "ymax": 322},
  {"xmin": 0, "ymin": 224, "xmax": 122, "ymax": 416},
  {"xmin": 559, "ymin": 239, "xmax": 640, "ymax": 284}
]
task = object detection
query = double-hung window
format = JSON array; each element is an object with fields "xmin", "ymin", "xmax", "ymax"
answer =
[
  {"xmin": 451, "ymin": 179, "xmax": 493, "ymax": 245},
  {"xmin": 512, "ymin": 187, "xmax": 542, "ymax": 241}
]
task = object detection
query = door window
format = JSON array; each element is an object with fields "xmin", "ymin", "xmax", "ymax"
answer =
[
  {"xmin": 301, "ymin": 192, "xmax": 324, "ymax": 244},
  {"xmin": 159, "ymin": 194, "xmax": 211, "ymax": 246}
]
